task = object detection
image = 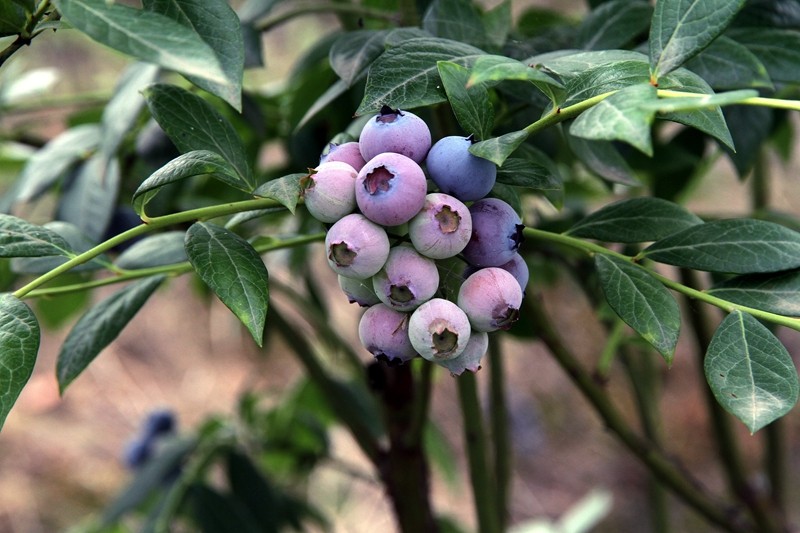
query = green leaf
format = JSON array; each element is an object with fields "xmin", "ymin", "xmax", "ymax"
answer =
[
  {"xmin": 684, "ymin": 36, "xmax": 773, "ymax": 90},
  {"xmin": 567, "ymin": 197, "xmax": 703, "ymax": 242},
  {"xmin": 53, "ymin": 0, "xmax": 229, "ymax": 90},
  {"xmin": 642, "ymin": 219, "xmax": 800, "ymax": 274},
  {"xmin": 569, "ymin": 83, "xmax": 658, "ymax": 156},
  {"xmin": 705, "ymin": 310, "xmax": 799, "ymax": 433},
  {"xmin": 0, "ymin": 3, "xmax": 26, "ymax": 36},
  {"xmin": 143, "ymin": 84, "xmax": 254, "ymax": 191},
  {"xmin": 437, "ymin": 61, "xmax": 493, "ymax": 140},
  {"xmin": 708, "ymin": 270, "xmax": 800, "ymax": 317},
  {"xmin": 0, "ymin": 294, "xmax": 39, "ymax": 431},
  {"xmin": 577, "ymin": 0, "xmax": 652, "ymax": 50},
  {"xmin": 466, "ymin": 54, "xmax": 564, "ymax": 98},
  {"xmin": 0, "ymin": 213, "xmax": 72, "ymax": 257},
  {"xmin": 11, "ymin": 221, "xmax": 109, "ymax": 274},
  {"xmin": 330, "ymin": 29, "xmax": 392, "ymax": 87},
  {"xmin": 132, "ymin": 150, "xmax": 241, "ymax": 215},
  {"xmin": 727, "ymin": 28, "xmax": 800, "ymax": 84},
  {"xmin": 100, "ymin": 62, "xmax": 160, "ymax": 158},
  {"xmin": 482, "ymin": 0, "xmax": 511, "ymax": 49},
  {"xmin": 252, "ymin": 173, "xmax": 305, "ymax": 214},
  {"xmin": 13, "ymin": 124, "xmax": 102, "ymax": 204},
  {"xmin": 469, "ymin": 130, "xmax": 529, "ymax": 167},
  {"xmin": 185, "ymin": 222, "xmax": 269, "ymax": 346},
  {"xmin": 532, "ymin": 49, "xmax": 648, "ymax": 79},
  {"xmin": 566, "ymin": 135, "xmax": 640, "ymax": 186},
  {"xmin": 115, "ymin": 231, "xmax": 188, "ymax": 269},
  {"xmin": 57, "ymin": 154, "xmax": 121, "ymax": 242},
  {"xmin": 649, "ymin": 0, "xmax": 747, "ymax": 80},
  {"xmin": 722, "ymin": 105, "xmax": 773, "ymax": 178},
  {"xmin": 356, "ymin": 37, "xmax": 486, "ymax": 115},
  {"xmin": 296, "ymin": 79, "xmax": 350, "ymax": 131},
  {"xmin": 143, "ymin": 0, "xmax": 244, "ymax": 110},
  {"xmin": 595, "ymin": 255, "xmax": 681, "ymax": 362},
  {"xmin": 563, "ymin": 59, "xmax": 650, "ymax": 107},
  {"xmin": 423, "ymin": 0, "xmax": 489, "ymax": 49},
  {"xmin": 496, "ymin": 148, "xmax": 561, "ymax": 191},
  {"xmin": 56, "ymin": 276, "xmax": 165, "ymax": 393}
]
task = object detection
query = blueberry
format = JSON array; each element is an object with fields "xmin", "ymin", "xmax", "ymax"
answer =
[
  {"xmin": 303, "ymin": 161, "xmax": 358, "ymax": 223},
  {"xmin": 426, "ymin": 135, "xmax": 497, "ymax": 202},
  {"xmin": 338, "ymin": 274, "xmax": 381, "ymax": 307},
  {"xmin": 408, "ymin": 193, "xmax": 473, "ymax": 259},
  {"xmin": 320, "ymin": 141, "xmax": 367, "ymax": 171},
  {"xmin": 408, "ymin": 298, "xmax": 471, "ymax": 361},
  {"xmin": 356, "ymin": 152, "xmax": 427, "ymax": 226},
  {"xmin": 437, "ymin": 330, "xmax": 488, "ymax": 376},
  {"xmin": 464, "ymin": 253, "xmax": 530, "ymax": 294},
  {"xmin": 458, "ymin": 267, "xmax": 522, "ymax": 332},
  {"xmin": 325, "ymin": 213, "xmax": 390, "ymax": 279},
  {"xmin": 372, "ymin": 245, "xmax": 439, "ymax": 312},
  {"xmin": 359, "ymin": 106, "xmax": 432, "ymax": 164},
  {"xmin": 461, "ymin": 198, "xmax": 524, "ymax": 267},
  {"xmin": 123, "ymin": 437, "xmax": 153, "ymax": 469},
  {"xmin": 358, "ymin": 303, "xmax": 418, "ymax": 364},
  {"xmin": 143, "ymin": 408, "xmax": 176, "ymax": 438}
]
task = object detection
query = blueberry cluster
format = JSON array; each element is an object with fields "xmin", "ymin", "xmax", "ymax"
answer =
[{"xmin": 305, "ymin": 106, "xmax": 526, "ymax": 375}]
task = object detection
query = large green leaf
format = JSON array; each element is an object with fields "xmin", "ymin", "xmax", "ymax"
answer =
[
  {"xmin": 132, "ymin": 150, "xmax": 241, "ymax": 215},
  {"xmin": 469, "ymin": 129, "xmax": 529, "ymax": 167},
  {"xmin": 330, "ymin": 29, "xmax": 391, "ymax": 87},
  {"xmin": 423, "ymin": 0, "xmax": 489, "ymax": 49},
  {"xmin": 143, "ymin": 0, "xmax": 244, "ymax": 110},
  {"xmin": 115, "ymin": 232, "xmax": 188, "ymax": 270},
  {"xmin": 143, "ymin": 84, "xmax": 254, "ymax": 191},
  {"xmin": 53, "ymin": 0, "xmax": 229, "ymax": 90},
  {"xmin": 649, "ymin": 0, "xmax": 747, "ymax": 80},
  {"xmin": 566, "ymin": 135, "xmax": 639, "ymax": 186},
  {"xmin": 0, "ymin": 2, "xmax": 27, "ymax": 36},
  {"xmin": 12, "ymin": 124, "xmax": 102, "ymax": 204},
  {"xmin": 684, "ymin": 36, "xmax": 772, "ymax": 90},
  {"xmin": 437, "ymin": 61, "xmax": 493, "ymax": 140},
  {"xmin": 533, "ymin": 49, "xmax": 648, "ymax": 78},
  {"xmin": 356, "ymin": 37, "xmax": 486, "ymax": 115},
  {"xmin": 185, "ymin": 222, "xmax": 269, "ymax": 346},
  {"xmin": 57, "ymin": 154, "xmax": 121, "ymax": 242},
  {"xmin": 577, "ymin": 0, "xmax": 652, "ymax": 50},
  {"xmin": 100, "ymin": 62, "xmax": 160, "ymax": 158},
  {"xmin": 705, "ymin": 310, "xmax": 799, "ymax": 433},
  {"xmin": 727, "ymin": 28, "xmax": 800, "ymax": 84},
  {"xmin": 569, "ymin": 83, "xmax": 658, "ymax": 156},
  {"xmin": 496, "ymin": 151, "xmax": 561, "ymax": 191},
  {"xmin": 0, "ymin": 214, "xmax": 72, "ymax": 257},
  {"xmin": 56, "ymin": 276, "xmax": 166, "ymax": 393},
  {"xmin": 0, "ymin": 294, "xmax": 40, "ymax": 430},
  {"xmin": 567, "ymin": 197, "xmax": 703, "ymax": 242},
  {"xmin": 642, "ymin": 219, "xmax": 800, "ymax": 274},
  {"xmin": 465, "ymin": 54, "xmax": 564, "ymax": 101},
  {"xmin": 11, "ymin": 221, "xmax": 110, "ymax": 274},
  {"xmin": 707, "ymin": 270, "xmax": 800, "ymax": 317},
  {"xmin": 252, "ymin": 173, "xmax": 305, "ymax": 214},
  {"xmin": 595, "ymin": 255, "xmax": 681, "ymax": 362}
]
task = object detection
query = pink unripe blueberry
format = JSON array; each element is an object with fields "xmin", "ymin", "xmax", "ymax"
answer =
[
  {"xmin": 303, "ymin": 161, "xmax": 357, "ymax": 223},
  {"xmin": 409, "ymin": 193, "xmax": 473, "ymax": 259},
  {"xmin": 358, "ymin": 303, "xmax": 417, "ymax": 364},
  {"xmin": 465, "ymin": 253, "xmax": 530, "ymax": 294},
  {"xmin": 462, "ymin": 198, "xmax": 524, "ymax": 267},
  {"xmin": 320, "ymin": 141, "xmax": 367, "ymax": 171},
  {"xmin": 325, "ymin": 214, "xmax": 390, "ymax": 279},
  {"xmin": 356, "ymin": 152, "xmax": 427, "ymax": 226},
  {"xmin": 408, "ymin": 298, "xmax": 471, "ymax": 361},
  {"xmin": 359, "ymin": 106, "xmax": 432, "ymax": 164},
  {"xmin": 437, "ymin": 330, "xmax": 488, "ymax": 376},
  {"xmin": 426, "ymin": 135, "xmax": 497, "ymax": 201},
  {"xmin": 338, "ymin": 274, "xmax": 381, "ymax": 307},
  {"xmin": 457, "ymin": 267, "xmax": 522, "ymax": 332},
  {"xmin": 372, "ymin": 245, "xmax": 439, "ymax": 312}
]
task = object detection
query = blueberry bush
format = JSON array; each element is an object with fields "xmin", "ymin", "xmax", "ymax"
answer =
[{"xmin": 1, "ymin": 0, "xmax": 800, "ymax": 531}]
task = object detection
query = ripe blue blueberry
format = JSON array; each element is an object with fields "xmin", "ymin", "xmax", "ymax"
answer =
[
  {"xmin": 359, "ymin": 106, "xmax": 432, "ymax": 164},
  {"xmin": 303, "ymin": 161, "xmax": 358, "ymax": 223},
  {"xmin": 457, "ymin": 267, "xmax": 522, "ymax": 332},
  {"xmin": 123, "ymin": 437, "xmax": 152, "ymax": 469},
  {"xmin": 320, "ymin": 141, "xmax": 367, "ymax": 171},
  {"xmin": 408, "ymin": 298, "xmax": 471, "ymax": 361},
  {"xmin": 143, "ymin": 409, "xmax": 176, "ymax": 439},
  {"xmin": 325, "ymin": 213, "xmax": 390, "ymax": 279},
  {"xmin": 358, "ymin": 303, "xmax": 417, "ymax": 364},
  {"xmin": 339, "ymin": 274, "xmax": 381, "ymax": 307},
  {"xmin": 356, "ymin": 152, "xmax": 427, "ymax": 226},
  {"xmin": 437, "ymin": 330, "xmax": 488, "ymax": 376},
  {"xmin": 461, "ymin": 198, "xmax": 524, "ymax": 267},
  {"xmin": 372, "ymin": 245, "xmax": 439, "ymax": 312},
  {"xmin": 408, "ymin": 193, "xmax": 473, "ymax": 259},
  {"xmin": 426, "ymin": 135, "xmax": 497, "ymax": 201}
]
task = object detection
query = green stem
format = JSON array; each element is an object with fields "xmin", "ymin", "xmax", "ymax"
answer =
[
  {"xmin": 526, "ymin": 296, "xmax": 751, "ymax": 532},
  {"xmin": 405, "ymin": 361, "xmax": 433, "ymax": 448},
  {"xmin": 456, "ymin": 372, "xmax": 500, "ymax": 533},
  {"xmin": 596, "ymin": 319, "xmax": 626, "ymax": 379},
  {"xmin": 523, "ymin": 91, "xmax": 617, "ymax": 138},
  {"xmin": 657, "ymin": 89, "xmax": 800, "ymax": 112},
  {"xmin": 13, "ymin": 197, "xmax": 285, "ymax": 298},
  {"xmin": 488, "ymin": 335, "xmax": 510, "ymax": 532},
  {"xmin": 0, "ymin": 0, "xmax": 54, "ymax": 69},
  {"xmin": 524, "ymin": 227, "xmax": 800, "ymax": 333},
  {"xmin": 255, "ymin": 2, "xmax": 398, "ymax": 32}
]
